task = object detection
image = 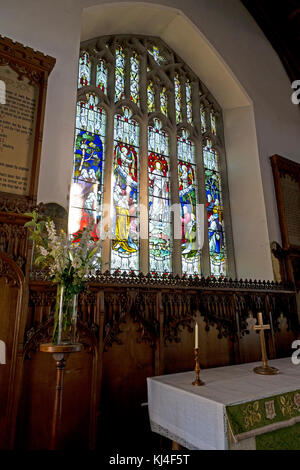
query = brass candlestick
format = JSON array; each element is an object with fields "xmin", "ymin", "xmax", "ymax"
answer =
[
  {"xmin": 253, "ymin": 312, "xmax": 279, "ymax": 375},
  {"xmin": 192, "ymin": 348, "xmax": 205, "ymax": 386}
]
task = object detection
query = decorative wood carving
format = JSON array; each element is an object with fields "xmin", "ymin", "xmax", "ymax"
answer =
[{"xmin": 0, "ymin": 251, "xmax": 26, "ymax": 449}]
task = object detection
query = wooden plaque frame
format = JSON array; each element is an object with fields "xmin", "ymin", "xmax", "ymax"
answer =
[
  {"xmin": 271, "ymin": 154, "xmax": 300, "ymax": 285},
  {"xmin": 0, "ymin": 35, "xmax": 55, "ymax": 205}
]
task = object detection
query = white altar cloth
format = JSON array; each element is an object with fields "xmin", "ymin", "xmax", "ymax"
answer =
[{"xmin": 147, "ymin": 357, "xmax": 300, "ymax": 450}]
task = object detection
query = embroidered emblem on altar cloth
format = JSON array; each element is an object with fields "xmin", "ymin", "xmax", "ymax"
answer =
[{"xmin": 265, "ymin": 400, "xmax": 276, "ymax": 420}]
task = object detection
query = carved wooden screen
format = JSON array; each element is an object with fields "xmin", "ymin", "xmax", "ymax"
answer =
[{"xmin": 0, "ymin": 252, "xmax": 25, "ymax": 449}]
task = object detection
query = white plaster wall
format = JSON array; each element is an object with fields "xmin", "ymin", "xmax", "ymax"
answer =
[{"xmin": 0, "ymin": 0, "xmax": 299, "ymax": 280}]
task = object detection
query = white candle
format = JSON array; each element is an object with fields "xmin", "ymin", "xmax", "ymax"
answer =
[
  {"xmin": 195, "ymin": 322, "xmax": 199, "ymax": 349},
  {"xmin": 258, "ymin": 312, "xmax": 263, "ymax": 325}
]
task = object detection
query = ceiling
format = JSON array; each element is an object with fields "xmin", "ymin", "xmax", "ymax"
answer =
[{"xmin": 242, "ymin": 0, "xmax": 300, "ymax": 83}]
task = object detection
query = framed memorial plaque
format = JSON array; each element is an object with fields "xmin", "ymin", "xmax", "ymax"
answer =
[
  {"xmin": 0, "ymin": 35, "xmax": 55, "ymax": 203},
  {"xmin": 271, "ymin": 154, "xmax": 300, "ymax": 286}
]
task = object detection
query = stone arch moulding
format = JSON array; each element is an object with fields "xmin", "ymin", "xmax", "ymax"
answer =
[{"xmin": 78, "ymin": 0, "xmax": 274, "ymax": 281}]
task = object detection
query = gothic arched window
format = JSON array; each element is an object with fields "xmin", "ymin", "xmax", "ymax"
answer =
[{"xmin": 69, "ymin": 36, "xmax": 234, "ymax": 278}]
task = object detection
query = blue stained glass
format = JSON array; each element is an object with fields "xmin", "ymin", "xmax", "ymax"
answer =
[
  {"xmin": 111, "ymin": 107, "xmax": 139, "ymax": 273},
  {"xmin": 203, "ymin": 140, "xmax": 226, "ymax": 277},
  {"xmin": 69, "ymin": 97, "xmax": 106, "ymax": 250}
]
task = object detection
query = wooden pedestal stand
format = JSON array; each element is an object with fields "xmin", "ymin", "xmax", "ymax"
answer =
[{"xmin": 40, "ymin": 343, "xmax": 82, "ymax": 450}]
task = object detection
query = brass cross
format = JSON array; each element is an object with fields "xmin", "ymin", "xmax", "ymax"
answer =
[
  {"xmin": 254, "ymin": 312, "xmax": 270, "ymax": 368},
  {"xmin": 253, "ymin": 312, "xmax": 279, "ymax": 375}
]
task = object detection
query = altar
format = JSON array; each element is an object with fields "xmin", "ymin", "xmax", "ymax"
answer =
[{"xmin": 147, "ymin": 357, "xmax": 300, "ymax": 450}]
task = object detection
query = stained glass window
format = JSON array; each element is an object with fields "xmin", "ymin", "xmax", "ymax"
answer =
[
  {"xmin": 160, "ymin": 87, "xmax": 168, "ymax": 116},
  {"xmin": 130, "ymin": 52, "xmax": 139, "ymax": 104},
  {"xmin": 148, "ymin": 45, "xmax": 165, "ymax": 65},
  {"xmin": 96, "ymin": 59, "xmax": 107, "ymax": 93},
  {"xmin": 210, "ymin": 111, "xmax": 216, "ymax": 135},
  {"xmin": 174, "ymin": 73, "xmax": 182, "ymax": 123},
  {"xmin": 148, "ymin": 119, "xmax": 171, "ymax": 273},
  {"xmin": 177, "ymin": 130, "xmax": 200, "ymax": 274},
  {"xmin": 186, "ymin": 81, "xmax": 192, "ymax": 124},
  {"xmin": 78, "ymin": 51, "xmax": 91, "ymax": 89},
  {"xmin": 203, "ymin": 139, "xmax": 226, "ymax": 277},
  {"xmin": 71, "ymin": 37, "xmax": 232, "ymax": 278},
  {"xmin": 69, "ymin": 93, "xmax": 106, "ymax": 254},
  {"xmin": 111, "ymin": 107, "xmax": 139, "ymax": 273},
  {"xmin": 200, "ymin": 105, "xmax": 206, "ymax": 133},
  {"xmin": 115, "ymin": 45, "xmax": 125, "ymax": 102},
  {"xmin": 147, "ymin": 81, "xmax": 155, "ymax": 113}
]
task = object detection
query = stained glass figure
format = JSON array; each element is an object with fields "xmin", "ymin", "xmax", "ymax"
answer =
[
  {"xmin": 148, "ymin": 119, "xmax": 171, "ymax": 273},
  {"xmin": 69, "ymin": 93, "xmax": 106, "ymax": 252},
  {"xmin": 186, "ymin": 81, "xmax": 192, "ymax": 124},
  {"xmin": 174, "ymin": 73, "xmax": 182, "ymax": 123},
  {"xmin": 111, "ymin": 107, "xmax": 139, "ymax": 272},
  {"xmin": 200, "ymin": 105, "xmax": 206, "ymax": 133},
  {"xmin": 78, "ymin": 51, "xmax": 91, "ymax": 89},
  {"xmin": 148, "ymin": 45, "xmax": 165, "ymax": 65},
  {"xmin": 203, "ymin": 139, "xmax": 226, "ymax": 277},
  {"xmin": 115, "ymin": 45, "xmax": 125, "ymax": 102},
  {"xmin": 177, "ymin": 129, "xmax": 200, "ymax": 275},
  {"xmin": 210, "ymin": 110, "xmax": 216, "ymax": 135},
  {"xmin": 130, "ymin": 52, "xmax": 139, "ymax": 104},
  {"xmin": 96, "ymin": 59, "xmax": 107, "ymax": 93},
  {"xmin": 147, "ymin": 81, "xmax": 155, "ymax": 113},
  {"xmin": 160, "ymin": 86, "xmax": 168, "ymax": 116}
]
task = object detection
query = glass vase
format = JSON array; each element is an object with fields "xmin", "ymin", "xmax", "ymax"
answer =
[{"xmin": 53, "ymin": 285, "xmax": 78, "ymax": 345}]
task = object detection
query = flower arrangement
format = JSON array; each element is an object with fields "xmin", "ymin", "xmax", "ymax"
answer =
[{"xmin": 25, "ymin": 210, "xmax": 101, "ymax": 344}]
